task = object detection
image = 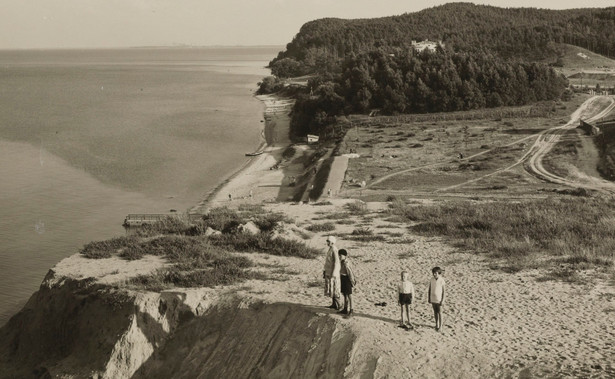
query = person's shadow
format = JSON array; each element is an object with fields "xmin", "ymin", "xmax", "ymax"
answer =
[{"xmin": 288, "ymin": 302, "xmax": 435, "ymax": 329}]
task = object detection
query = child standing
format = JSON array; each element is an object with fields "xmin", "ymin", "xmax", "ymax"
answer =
[
  {"xmin": 398, "ymin": 271, "xmax": 415, "ymax": 329},
  {"xmin": 428, "ymin": 266, "xmax": 446, "ymax": 331},
  {"xmin": 338, "ymin": 249, "xmax": 356, "ymax": 316}
]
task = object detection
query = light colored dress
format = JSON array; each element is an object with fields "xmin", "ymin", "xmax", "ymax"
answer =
[{"xmin": 323, "ymin": 246, "xmax": 341, "ymax": 302}]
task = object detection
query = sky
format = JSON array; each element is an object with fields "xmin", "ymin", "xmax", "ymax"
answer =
[{"xmin": 0, "ymin": 0, "xmax": 613, "ymax": 49}]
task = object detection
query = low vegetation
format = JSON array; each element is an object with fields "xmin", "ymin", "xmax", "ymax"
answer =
[
  {"xmin": 306, "ymin": 222, "xmax": 336, "ymax": 232},
  {"xmin": 388, "ymin": 197, "xmax": 615, "ymax": 271},
  {"xmin": 80, "ymin": 207, "xmax": 319, "ymax": 291},
  {"xmin": 80, "ymin": 236, "xmax": 140, "ymax": 259}
]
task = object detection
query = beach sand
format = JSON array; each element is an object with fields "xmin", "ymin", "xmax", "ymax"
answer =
[
  {"xmin": 223, "ymin": 199, "xmax": 615, "ymax": 378},
  {"xmin": 190, "ymin": 94, "xmax": 304, "ymax": 213}
]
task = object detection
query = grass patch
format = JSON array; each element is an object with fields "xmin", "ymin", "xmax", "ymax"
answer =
[
  {"xmin": 347, "ymin": 228, "xmax": 386, "ymax": 242},
  {"xmin": 388, "ymin": 197, "xmax": 615, "ymax": 273},
  {"xmin": 351, "ymin": 227, "xmax": 373, "ymax": 235},
  {"xmin": 80, "ymin": 236, "xmax": 140, "ymax": 259},
  {"xmin": 306, "ymin": 222, "xmax": 336, "ymax": 232},
  {"xmin": 120, "ymin": 236, "xmax": 257, "ymax": 290},
  {"xmin": 209, "ymin": 233, "xmax": 320, "ymax": 259},
  {"xmin": 388, "ymin": 238, "xmax": 417, "ymax": 244},
  {"xmin": 134, "ymin": 207, "xmax": 291, "ymax": 237},
  {"xmin": 317, "ymin": 212, "xmax": 351, "ymax": 220},
  {"xmin": 537, "ymin": 267, "xmax": 583, "ymax": 283}
]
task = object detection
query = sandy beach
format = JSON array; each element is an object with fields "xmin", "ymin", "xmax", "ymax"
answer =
[{"xmin": 190, "ymin": 94, "xmax": 304, "ymax": 213}]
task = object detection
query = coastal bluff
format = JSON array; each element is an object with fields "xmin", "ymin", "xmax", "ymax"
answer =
[{"xmin": 0, "ymin": 254, "xmax": 357, "ymax": 379}]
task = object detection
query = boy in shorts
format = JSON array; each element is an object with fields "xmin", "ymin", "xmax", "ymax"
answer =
[
  {"xmin": 338, "ymin": 249, "xmax": 356, "ymax": 316},
  {"xmin": 428, "ymin": 266, "xmax": 445, "ymax": 331},
  {"xmin": 398, "ymin": 271, "xmax": 415, "ymax": 329}
]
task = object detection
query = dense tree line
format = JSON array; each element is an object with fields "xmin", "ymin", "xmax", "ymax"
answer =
[
  {"xmin": 341, "ymin": 49, "xmax": 567, "ymax": 113},
  {"xmin": 290, "ymin": 48, "xmax": 568, "ymax": 138},
  {"xmin": 271, "ymin": 3, "xmax": 615, "ymax": 76}
]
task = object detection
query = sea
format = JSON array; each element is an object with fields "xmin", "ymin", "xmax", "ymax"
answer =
[{"xmin": 0, "ymin": 46, "xmax": 281, "ymax": 324}]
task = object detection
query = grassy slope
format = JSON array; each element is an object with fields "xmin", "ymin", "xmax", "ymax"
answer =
[{"xmin": 554, "ymin": 44, "xmax": 615, "ymax": 88}]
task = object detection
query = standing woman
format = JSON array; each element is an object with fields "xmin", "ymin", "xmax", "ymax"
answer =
[{"xmin": 323, "ymin": 236, "xmax": 342, "ymax": 310}]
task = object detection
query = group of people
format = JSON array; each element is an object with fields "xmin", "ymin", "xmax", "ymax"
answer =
[{"xmin": 323, "ymin": 235, "xmax": 446, "ymax": 331}]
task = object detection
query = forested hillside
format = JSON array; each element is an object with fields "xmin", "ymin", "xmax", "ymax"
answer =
[
  {"xmin": 264, "ymin": 3, "xmax": 615, "ymax": 139},
  {"xmin": 271, "ymin": 3, "xmax": 615, "ymax": 76}
]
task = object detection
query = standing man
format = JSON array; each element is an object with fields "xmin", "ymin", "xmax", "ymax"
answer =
[{"xmin": 323, "ymin": 236, "xmax": 342, "ymax": 310}]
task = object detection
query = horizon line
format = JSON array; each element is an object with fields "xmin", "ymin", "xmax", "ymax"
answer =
[{"xmin": 0, "ymin": 44, "xmax": 286, "ymax": 51}]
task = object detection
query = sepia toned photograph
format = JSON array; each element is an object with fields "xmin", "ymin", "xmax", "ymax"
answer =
[{"xmin": 1, "ymin": 0, "xmax": 614, "ymax": 377}]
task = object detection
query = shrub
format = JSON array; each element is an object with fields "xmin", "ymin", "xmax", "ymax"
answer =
[
  {"xmin": 254, "ymin": 212, "xmax": 292, "ymax": 232},
  {"xmin": 282, "ymin": 145, "xmax": 297, "ymax": 160},
  {"xmin": 256, "ymin": 76, "xmax": 284, "ymax": 94},
  {"xmin": 346, "ymin": 200, "xmax": 368, "ymax": 215}
]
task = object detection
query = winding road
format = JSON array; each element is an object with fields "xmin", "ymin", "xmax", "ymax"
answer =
[
  {"xmin": 358, "ymin": 96, "xmax": 615, "ymax": 196},
  {"xmin": 524, "ymin": 96, "xmax": 615, "ymax": 193}
]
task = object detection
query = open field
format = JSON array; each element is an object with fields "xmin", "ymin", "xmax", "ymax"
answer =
[{"xmin": 340, "ymin": 94, "xmax": 596, "ymax": 199}]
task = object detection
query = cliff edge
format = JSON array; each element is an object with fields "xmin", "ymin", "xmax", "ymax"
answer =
[{"xmin": 0, "ymin": 254, "xmax": 358, "ymax": 379}]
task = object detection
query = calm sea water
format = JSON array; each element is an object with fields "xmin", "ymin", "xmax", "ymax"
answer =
[{"xmin": 0, "ymin": 46, "xmax": 281, "ymax": 324}]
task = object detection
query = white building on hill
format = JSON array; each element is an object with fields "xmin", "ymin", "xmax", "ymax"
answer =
[{"xmin": 411, "ymin": 40, "xmax": 443, "ymax": 52}]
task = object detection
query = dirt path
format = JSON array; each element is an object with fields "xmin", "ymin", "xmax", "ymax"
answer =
[
  {"xmin": 436, "ymin": 96, "xmax": 615, "ymax": 194},
  {"xmin": 525, "ymin": 96, "xmax": 615, "ymax": 193}
]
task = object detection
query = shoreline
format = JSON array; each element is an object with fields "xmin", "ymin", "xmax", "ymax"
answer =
[{"xmin": 190, "ymin": 93, "xmax": 295, "ymax": 214}]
